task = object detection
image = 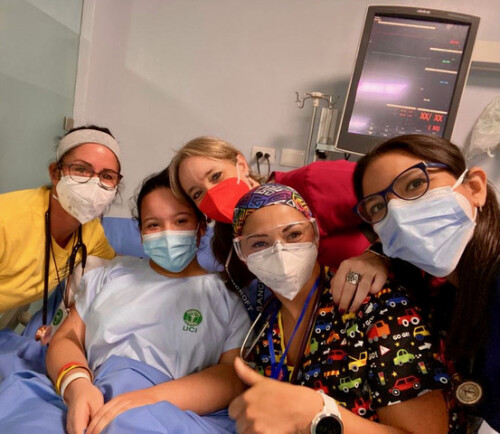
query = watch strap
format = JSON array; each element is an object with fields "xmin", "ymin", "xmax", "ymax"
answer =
[
  {"xmin": 318, "ymin": 391, "xmax": 341, "ymax": 418},
  {"xmin": 310, "ymin": 391, "xmax": 343, "ymax": 434}
]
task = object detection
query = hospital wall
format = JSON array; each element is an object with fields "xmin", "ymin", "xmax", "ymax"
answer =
[{"xmin": 73, "ymin": 0, "xmax": 500, "ymax": 218}]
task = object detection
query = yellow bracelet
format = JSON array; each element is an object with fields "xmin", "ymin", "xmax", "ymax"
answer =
[{"xmin": 55, "ymin": 364, "xmax": 93, "ymax": 395}]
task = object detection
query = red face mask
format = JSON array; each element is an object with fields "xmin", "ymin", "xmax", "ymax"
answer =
[{"xmin": 199, "ymin": 177, "xmax": 251, "ymax": 223}]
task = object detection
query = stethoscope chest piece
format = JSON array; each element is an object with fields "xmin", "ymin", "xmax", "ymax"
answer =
[
  {"xmin": 455, "ymin": 380, "xmax": 483, "ymax": 406},
  {"xmin": 35, "ymin": 324, "xmax": 52, "ymax": 345}
]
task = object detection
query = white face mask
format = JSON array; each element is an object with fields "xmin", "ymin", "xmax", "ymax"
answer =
[
  {"xmin": 373, "ymin": 174, "xmax": 476, "ymax": 277},
  {"xmin": 55, "ymin": 175, "xmax": 116, "ymax": 224},
  {"xmin": 246, "ymin": 241, "xmax": 318, "ymax": 301}
]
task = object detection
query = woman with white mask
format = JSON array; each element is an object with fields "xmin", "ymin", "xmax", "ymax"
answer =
[
  {"xmin": 0, "ymin": 125, "xmax": 121, "ymax": 331},
  {"xmin": 228, "ymin": 184, "xmax": 448, "ymax": 434},
  {"xmin": 352, "ymin": 134, "xmax": 500, "ymax": 432},
  {"xmin": 168, "ymin": 136, "xmax": 390, "ymax": 319}
]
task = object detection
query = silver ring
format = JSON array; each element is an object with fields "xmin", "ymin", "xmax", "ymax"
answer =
[{"xmin": 346, "ymin": 271, "xmax": 362, "ymax": 285}]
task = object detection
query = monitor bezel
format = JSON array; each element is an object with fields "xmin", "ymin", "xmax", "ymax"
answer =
[{"xmin": 334, "ymin": 5, "xmax": 480, "ymax": 156}]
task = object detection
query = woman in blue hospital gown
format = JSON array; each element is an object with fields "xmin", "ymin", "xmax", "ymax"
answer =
[{"xmin": 0, "ymin": 170, "xmax": 249, "ymax": 434}]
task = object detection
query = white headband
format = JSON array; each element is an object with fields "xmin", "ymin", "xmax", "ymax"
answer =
[{"xmin": 57, "ymin": 129, "xmax": 120, "ymax": 162}]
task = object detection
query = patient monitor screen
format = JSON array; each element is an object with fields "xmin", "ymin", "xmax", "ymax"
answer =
[{"xmin": 348, "ymin": 15, "xmax": 471, "ymax": 139}]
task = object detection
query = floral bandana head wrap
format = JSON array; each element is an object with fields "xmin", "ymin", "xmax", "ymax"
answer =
[{"xmin": 232, "ymin": 183, "xmax": 312, "ymax": 237}]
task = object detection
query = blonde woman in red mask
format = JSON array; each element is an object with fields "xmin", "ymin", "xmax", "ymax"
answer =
[{"xmin": 169, "ymin": 136, "xmax": 389, "ymax": 317}]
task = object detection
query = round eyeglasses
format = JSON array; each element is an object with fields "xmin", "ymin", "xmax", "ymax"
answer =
[
  {"xmin": 233, "ymin": 219, "xmax": 319, "ymax": 261},
  {"xmin": 58, "ymin": 162, "xmax": 122, "ymax": 190},
  {"xmin": 355, "ymin": 161, "xmax": 449, "ymax": 224}
]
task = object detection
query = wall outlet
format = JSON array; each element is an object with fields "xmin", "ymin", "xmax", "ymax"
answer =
[
  {"xmin": 251, "ymin": 146, "xmax": 276, "ymax": 165},
  {"xmin": 280, "ymin": 148, "xmax": 305, "ymax": 168}
]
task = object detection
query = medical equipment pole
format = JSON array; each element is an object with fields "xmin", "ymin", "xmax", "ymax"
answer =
[
  {"xmin": 295, "ymin": 92, "xmax": 337, "ymax": 165},
  {"xmin": 305, "ymin": 99, "xmax": 319, "ymax": 165}
]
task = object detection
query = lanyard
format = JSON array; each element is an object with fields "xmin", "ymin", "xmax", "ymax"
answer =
[
  {"xmin": 42, "ymin": 208, "xmax": 53, "ymax": 326},
  {"xmin": 225, "ymin": 246, "xmax": 268, "ymax": 315},
  {"xmin": 267, "ymin": 276, "xmax": 320, "ymax": 381},
  {"xmin": 256, "ymin": 281, "xmax": 265, "ymax": 312},
  {"xmin": 37, "ymin": 207, "xmax": 86, "ymax": 341}
]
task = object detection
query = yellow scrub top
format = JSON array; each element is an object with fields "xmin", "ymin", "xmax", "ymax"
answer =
[{"xmin": 0, "ymin": 187, "xmax": 115, "ymax": 312}]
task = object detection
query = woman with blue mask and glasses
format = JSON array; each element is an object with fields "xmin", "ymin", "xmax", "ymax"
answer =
[
  {"xmin": 353, "ymin": 134, "xmax": 500, "ymax": 433},
  {"xmin": 0, "ymin": 170, "xmax": 250, "ymax": 434},
  {"xmin": 228, "ymin": 184, "xmax": 448, "ymax": 434}
]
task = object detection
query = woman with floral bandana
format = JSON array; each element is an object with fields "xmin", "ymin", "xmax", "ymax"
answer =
[
  {"xmin": 228, "ymin": 183, "xmax": 448, "ymax": 434},
  {"xmin": 168, "ymin": 136, "xmax": 389, "ymax": 318}
]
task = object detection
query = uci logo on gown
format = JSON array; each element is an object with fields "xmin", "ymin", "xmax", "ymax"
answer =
[{"xmin": 183, "ymin": 309, "xmax": 203, "ymax": 333}]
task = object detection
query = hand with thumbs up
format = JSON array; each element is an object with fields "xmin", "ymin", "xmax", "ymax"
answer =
[{"xmin": 228, "ymin": 357, "xmax": 323, "ymax": 434}]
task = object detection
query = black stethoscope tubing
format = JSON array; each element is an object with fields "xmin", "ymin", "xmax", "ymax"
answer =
[{"xmin": 42, "ymin": 207, "xmax": 87, "ymax": 326}]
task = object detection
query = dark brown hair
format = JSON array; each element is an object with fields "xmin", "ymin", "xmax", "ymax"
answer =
[
  {"xmin": 353, "ymin": 134, "xmax": 500, "ymax": 360},
  {"xmin": 212, "ymin": 221, "xmax": 256, "ymax": 291},
  {"xmin": 133, "ymin": 167, "xmax": 203, "ymax": 229}
]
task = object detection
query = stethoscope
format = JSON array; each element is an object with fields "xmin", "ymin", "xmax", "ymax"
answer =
[
  {"xmin": 240, "ymin": 272, "xmax": 323, "ymax": 383},
  {"xmin": 35, "ymin": 207, "xmax": 87, "ymax": 342},
  {"xmin": 239, "ymin": 296, "xmax": 280, "ymax": 361}
]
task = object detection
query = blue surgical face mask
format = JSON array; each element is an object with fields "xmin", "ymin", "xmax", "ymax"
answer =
[
  {"xmin": 373, "ymin": 171, "xmax": 476, "ymax": 277},
  {"xmin": 142, "ymin": 229, "xmax": 198, "ymax": 273}
]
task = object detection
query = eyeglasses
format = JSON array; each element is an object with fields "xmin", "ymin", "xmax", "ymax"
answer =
[
  {"xmin": 233, "ymin": 219, "xmax": 318, "ymax": 261},
  {"xmin": 355, "ymin": 161, "xmax": 449, "ymax": 224},
  {"xmin": 58, "ymin": 162, "xmax": 122, "ymax": 190}
]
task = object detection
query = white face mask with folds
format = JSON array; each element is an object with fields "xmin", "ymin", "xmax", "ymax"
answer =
[
  {"xmin": 246, "ymin": 241, "xmax": 318, "ymax": 301},
  {"xmin": 373, "ymin": 171, "xmax": 476, "ymax": 277},
  {"xmin": 55, "ymin": 175, "xmax": 116, "ymax": 224}
]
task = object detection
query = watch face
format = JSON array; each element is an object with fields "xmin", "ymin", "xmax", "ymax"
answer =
[{"xmin": 316, "ymin": 415, "xmax": 343, "ymax": 434}]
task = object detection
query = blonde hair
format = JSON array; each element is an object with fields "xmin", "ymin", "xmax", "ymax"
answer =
[{"xmin": 169, "ymin": 136, "xmax": 264, "ymax": 202}]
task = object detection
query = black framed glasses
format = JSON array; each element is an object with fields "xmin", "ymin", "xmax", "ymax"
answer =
[
  {"xmin": 355, "ymin": 161, "xmax": 449, "ymax": 224},
  {"xmin": 58, "ymin": 162, "xmax": 122, "ymax": 190}
]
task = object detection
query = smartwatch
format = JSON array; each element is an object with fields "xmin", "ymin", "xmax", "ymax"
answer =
[{"xmin": 310, "ymin": 391, "xmax": 343, "ymax": 434}]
